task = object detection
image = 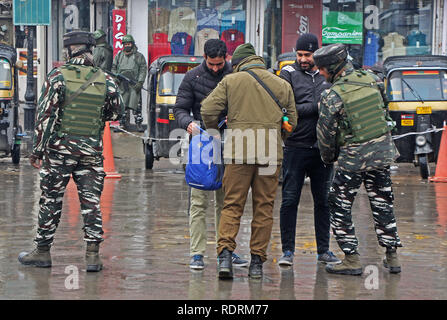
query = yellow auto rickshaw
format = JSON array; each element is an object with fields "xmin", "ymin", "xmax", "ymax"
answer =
[
  {"xmin": 144, "ymin": 55, "xmax": 203, "ymax": 169},
  {"xmin": 0, "ymin": 43, "xmax": 22, "ymax": 164},
  {"xmin": 271, "ymin": 52, "xmax": 296, "ymax": 76},
  {"xmin": 384, "ymin": 55, "xmax": 447, "ymax": 179}
]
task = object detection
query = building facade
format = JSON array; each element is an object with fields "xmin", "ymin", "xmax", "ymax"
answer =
[{"xmin": 32, "ymin": 0, "xmax": 447, "ymax": 119}]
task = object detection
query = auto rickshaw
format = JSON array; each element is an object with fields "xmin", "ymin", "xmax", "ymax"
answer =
[
  {"xmin": 271, "ymin": 52, "xmax": 295, "ymax": 75},
  {"xmin": 0, "ymin": 43, "xmax": 22, "ymax": 164},
  {"xmin": 144, "ymin": 55, "xmax": 203, "ymax": 169},
  {"xmin": 384, "ymin": 55, "xmax": 447, "ymax": 179}
]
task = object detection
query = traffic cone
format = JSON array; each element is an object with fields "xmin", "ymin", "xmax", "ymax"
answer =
[
  {"xmin": 103, "ymin": 121, "xmax": 121, "ymax": 179},
  {"xmin": 430, "ymin": 124, "xmax": 447, "ymax": 182}
]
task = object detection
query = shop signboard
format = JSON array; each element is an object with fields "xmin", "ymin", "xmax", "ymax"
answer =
[
  {"xmin": 13, "ymin": 0, "xmax": 51, "ymax": 25},
  {"xmin": 322, "ymin": 11, "xmax": 363, "ymax": 44},
  {"xmin": 112, "ymin": 9, "xmax": 126, "ymax": 57},
  {"xmin": 282, "ymin": 0, "xmax": 322, "ymax": 53}
]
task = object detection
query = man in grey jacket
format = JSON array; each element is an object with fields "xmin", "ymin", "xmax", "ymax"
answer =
[{"xmin": 92, "ymin": 29, "xmax": 113, "ymax": 72}]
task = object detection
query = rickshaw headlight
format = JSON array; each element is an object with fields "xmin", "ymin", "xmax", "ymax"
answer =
[{"xmin": 416, "ymin": 135, "xmax": 426, "ymax": 146}]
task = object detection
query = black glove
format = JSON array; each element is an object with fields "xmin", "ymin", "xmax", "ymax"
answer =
[{"xmin": 133, "ymin": 82, "xmax": 143, "ymax": 91}]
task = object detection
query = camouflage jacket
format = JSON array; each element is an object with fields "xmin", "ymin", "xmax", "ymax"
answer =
[
  {"xmin": 317, "ymin": 63, "xmax": 399, "ymax": 172},
  {"xmin": 32, "ymin": 54, "xmax": 123, "ymax": 159}
]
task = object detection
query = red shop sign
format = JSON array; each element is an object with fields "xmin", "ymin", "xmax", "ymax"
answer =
[
  {"xmin": 282, "ymin": 0, "xmax": 322, "ymax": 53},
  {"xmin": 113, "ymin": 9, "xmax": 126, "ymax": 57}
]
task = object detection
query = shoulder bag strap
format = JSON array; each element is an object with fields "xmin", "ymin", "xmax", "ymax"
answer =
[{"xmin": 245, "ymin": 69, "xmax": 287, "ymax": 114}]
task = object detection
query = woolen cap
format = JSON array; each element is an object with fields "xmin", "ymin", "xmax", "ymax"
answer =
[
  {"xmin": 231, "ymin": 43, "xmax": 256, "ymax": 67},
  {"xmin": 295, "ymin": 33, "xmax": 319, "ymax": 52}
]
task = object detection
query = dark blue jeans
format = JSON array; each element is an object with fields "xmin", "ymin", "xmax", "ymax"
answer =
[{"xmin": 280, "ymin": 146, "xmax": 333, "ymax": 254}]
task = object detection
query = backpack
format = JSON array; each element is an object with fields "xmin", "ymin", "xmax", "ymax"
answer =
[{"xmin": 185, "ymin": 128, "xmax": 224, "ymax": 190}]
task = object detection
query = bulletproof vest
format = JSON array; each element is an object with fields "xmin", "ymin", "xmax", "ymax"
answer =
[
  {"xmin": 58, "ymin": 64, "xmax": 107, "ymax": 137},
  {"xmin": 332, "ymin": 70, "xmax": 390, "ymax": 145}
]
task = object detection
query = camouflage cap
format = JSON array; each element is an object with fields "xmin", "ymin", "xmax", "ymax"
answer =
[
  {"xmin": 313, "ymin": 43, "xmax": 348, "ymax": 73},
  {"xmin": 63, "ymin": 31, "xmax": 95, "ymax": 47}
]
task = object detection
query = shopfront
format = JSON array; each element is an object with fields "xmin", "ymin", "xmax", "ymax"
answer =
[
  {"xmin": 47, "ymin": 0, "xmax": 114, "ymax": 68},
  {"xmin": 322, "ymin": 0, "xmax": 436, "ymax": 68},
  {"xmin": 145, "ymin": 0, "xmax": 248, "ymax": 64},
  {"xmin": 263, "ymin": 0, "xmax": 438, "ymax": 69},
  {"xmin": 42, "ymin": 0, "xmax": 442, "ymax": 72},
  {"xmin": 37, "ymin": 0, "xmax": 444, "ymax": 122}
]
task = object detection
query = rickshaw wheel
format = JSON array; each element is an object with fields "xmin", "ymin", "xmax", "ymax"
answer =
[
  {"xmin": 418, "ymin": 154, "xmax": 430, "ymax": 180},
  {"xmin": 145, "ymin": 143, "xmax": 154, "ymax": 169},
  {"xmin": 11, "ymin": 144, "xmax": 20, "ymax": 164}
]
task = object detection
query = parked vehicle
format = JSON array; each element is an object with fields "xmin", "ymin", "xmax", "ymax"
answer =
[
  {"xmin": 384, "ymin": 55, "xmax": 447, "ymax": 179},
  {"xmin": 271, "ymin": 52, "xmax": 295, "ymax": 76},
  {"xmin": 0, "ymin": 43, "xmax": 22, "ymax": 164},
  {"xmin": 144, "ymin": 55, "xmax": 203, "ymax": 169}
]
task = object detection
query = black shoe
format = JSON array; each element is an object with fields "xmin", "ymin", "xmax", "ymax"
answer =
[
  {"xmin": 86, "ymin": 242, "xmax": 103, "ymax": 272},
  {"xmin": 135, "ymin": 114, "xmax": 144, "ymax": 132},
  {"xmin": 218, "ymin": 249, "xmax": 233, "ymax": 279},
  {"xmin": 248, "ymin": 254, "xmax": 263, "ymax": 279}
]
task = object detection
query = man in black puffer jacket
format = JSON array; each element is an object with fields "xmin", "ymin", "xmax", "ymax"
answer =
[
  {"xmin": 277, "ymin": 34, "xmax": 341, "ymax": 267},
  {"xmin": 174, "ymin": 40, "xmax": 231, "ymax": 132},
  {"xmin": 174, "ymin": 39, "xmax": 248, "ymax": 270}
]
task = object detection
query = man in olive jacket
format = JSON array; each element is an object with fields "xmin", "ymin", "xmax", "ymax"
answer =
[
  {"xmin": 201, "ymin": 43, "xmax": 297, "ymax": 280},
  {"xmin": 92, "ymin": 29, "xmax": 113, "ymax": 72},
  {"xmin": 112, "ymin": 34, "xmax": 147, "ymax": 130}
]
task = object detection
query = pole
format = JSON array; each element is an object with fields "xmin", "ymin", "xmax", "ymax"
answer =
[{"xmin": 23, "ymin": 26, "xmax": 36, "ymax": 136}]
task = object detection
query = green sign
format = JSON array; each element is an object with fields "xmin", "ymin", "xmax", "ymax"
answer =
[
  {"xmin": 322, "ymin": 11, "xmax": 363, "ymax": 44},
  {"xmin": 13, "ymin": 0, "xmax": 51, "ymax": 25}
]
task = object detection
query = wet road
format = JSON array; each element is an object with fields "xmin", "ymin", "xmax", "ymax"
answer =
[{"xmin": 1, "ymin": 132, "xmax": 447, "ymax": 300}]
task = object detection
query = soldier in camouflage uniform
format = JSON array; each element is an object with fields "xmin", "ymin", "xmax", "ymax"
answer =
[
  {"xmin": 18, "ymin": 31, "xmax": 123, "ymax": 272},
  {"xmin": 92, "ymin": 29, "xmax": 113, "ymax": 72},
  {"xmin": 314, "ymin": 43, "xmax": 402, "ymax": 275},
  {"xmin": 112, "ymin": 34, "xmax": 147, "ymax": 130}
]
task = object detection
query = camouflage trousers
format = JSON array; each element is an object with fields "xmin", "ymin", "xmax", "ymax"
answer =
[
  {"xmin": 34, "ymin": 151, "xmax": 106, "ymax": 247},
  {"xmin": 328, "ymin": 167, "xmax": 402, "ymax": 254}
]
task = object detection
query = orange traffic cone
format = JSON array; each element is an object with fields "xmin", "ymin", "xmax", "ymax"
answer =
[
  {"xmin": 103, "ymin": 121, "xmax": 121, "ymax": 179},
  {"xmin": 430, "ymin": 125, "xmax": 447, "ymax": 182}
]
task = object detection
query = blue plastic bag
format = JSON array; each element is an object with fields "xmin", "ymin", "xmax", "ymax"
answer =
[{"xmin": 185, "ymin": 128, "xmax": 224, "ymax": 190}]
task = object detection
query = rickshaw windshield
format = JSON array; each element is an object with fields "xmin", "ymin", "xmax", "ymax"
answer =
[
  {"xmin": 387, "ymin": 69, "xmax": 447, "ymax": 102},
  {"xmin": 0, "ymin": 58, "xmax": 12, "ymax": 90},
  {"xmin": 158, "ymin": 63, "xmax": 197, "ymax": 96}
]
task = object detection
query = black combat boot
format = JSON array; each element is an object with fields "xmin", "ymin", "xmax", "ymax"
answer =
[
  {"xmin": 218, "ymin": 248, "xmax": 233, "ymax": 279},
  {"xmin": 86, "ymin": 242, "xmax": 103, "ymax": 272},
  {"xmin": 135, "ymin": 112, "xmax": 144, "ymax": 132},
  {"xmin": 18, "ymin": 245, "xmax": 52, "ymax": 268},
  {"xmin": 248, "ymin": 254, "xmax": 263, "ymax": 279}
]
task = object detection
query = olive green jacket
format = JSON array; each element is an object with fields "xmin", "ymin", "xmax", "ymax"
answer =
[
  {"xmin": 93, "ymin": 42, "xmax": 113, "ymax": 72},
  {"xmin": 201, "ymin": 55, "xmax": 297, "ymax": 165},
  {"xmin": 111, "ymin": 46, "xmax": 147, "ymax": 85}
]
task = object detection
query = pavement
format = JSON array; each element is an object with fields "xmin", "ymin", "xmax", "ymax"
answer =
[{"xmin": 0, "ymin": 131, "xmax": 446, "ymax": 300}]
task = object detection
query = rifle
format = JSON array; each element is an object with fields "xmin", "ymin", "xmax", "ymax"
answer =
[{"xmin": 110, "ymin": 72, "xmax": 149, "ymax": 92}]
